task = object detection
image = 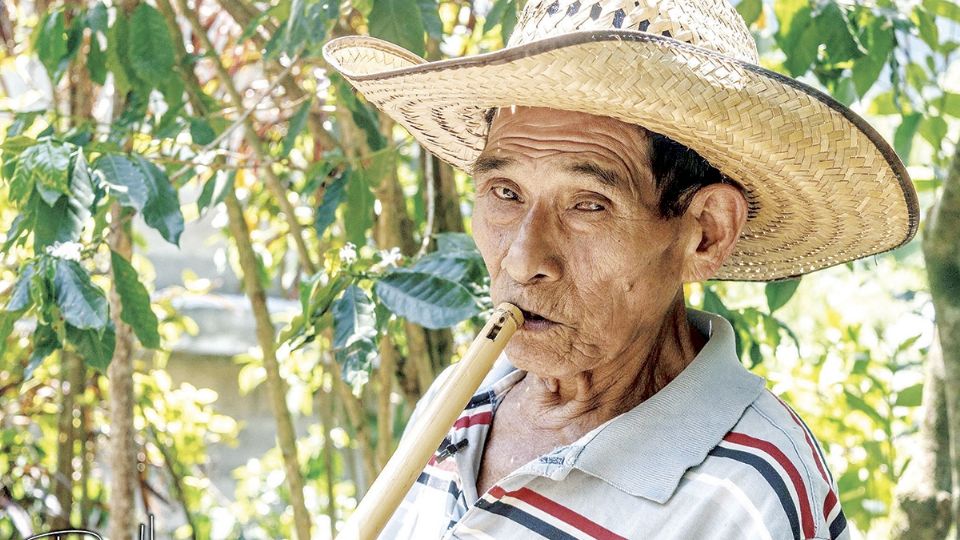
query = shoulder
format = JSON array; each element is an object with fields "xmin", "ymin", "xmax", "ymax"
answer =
[{"xmin": 690, "ymin": 389, "xmax": 849, "ymax": 540}]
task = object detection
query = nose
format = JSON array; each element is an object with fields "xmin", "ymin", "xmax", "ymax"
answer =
[{"xmin": 501, "ymin": 203, "xmax": 563, "ymax": 285}]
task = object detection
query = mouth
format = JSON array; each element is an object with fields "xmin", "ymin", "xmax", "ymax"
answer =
[{"xmin": 518, "ymin": 307, "xmax": 558, "ymax": 331}]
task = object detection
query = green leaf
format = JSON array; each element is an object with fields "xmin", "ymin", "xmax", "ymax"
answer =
[
  {"xmin": 851, "ymin": 19, "xmax": 892, "ymax": 98},
  {"xmin": 0, "ymin": 135, "xmax": 38, "ymax": 153},
  {"xmin": 132, "ymin": 155, "xmax": 184, "ymax": 246},
  {"xmin": 410, "ymin": 251, "xmax": 485, "ymax": 284},
  {"xmin": 332, "ymin": 75, "xmax": 386, "ymax": 151},
  {"xmin": 189, "ymin": 117, "xmax": 216, "ymax": 145},
  {"xmin": 419, "ymin": 0, "xmax": 443, "ymax": 40},
  {"xmin": 314, "ymin": 170, "xmax": 348, "ymax": 238},
  {"xmin": 0, "ymin": 310, "xmax": 19, "ymax": 359},
  {"xmin": 843, "ymin": 388, "xmax": 886, "ymax": 425},
  {"xmin": 1, "ymin": 213, "xmax": 28, "ymax": 254},
  {"xmin": 17, "ymin": 141, "xmax": 72, "ymax": 205},
  {"xmin": 95, "ymin": 153, "xmax": 150, "ymax": 210},
  {"xmin": 333, "ymin": 284, "xmax": 378, "ymax": 349},
  {"xmin": 111, "ymin": 250, "xmax": 160, "ymax": 349},
  {"xmin": 374, "ymin": 270, "xmax": 481, "ymax": 328},
  {"xmin": 895, "ymin": 383, "xmax": 923, "ymax": 407},
  {"xmin": 345, "ymin": 169, "xmax": 375, "ymax": 246},
  {"xmin": 923, "ymin": 0, "xmax": 960, "ymax": 23},
  {"xmin": 197, "ymin": 171, "xmax": 234, "ymax": 216},
  {"xmin": 783, "ymin": 21, "xmax": 819, "ymax": 76},
  {"xmin": 25, "ymin": 324, "xmax": 61, "ymax": 381},
  {"xmin": 85, "ymin": 2, "xmax": 109, "ymax": 34},
  {"xmin": 736, "ymin": 0, "xmax": 762, "ymax": 26},
  {"xmin": 436, "ymin": 232, "xmax": 481, "ymax": 254},
  {"xmin": 500, "ymin": 2, "xmax": 518, "ymax": 43},
  {"xmin": 53, "ymin": 259, "xmax": 109, "ymax": 331},
  {"xmin": 500, "ymin": 0, "xmax": 517, "ymax": 44},
  {"xmin": 106, "ymin": 9, "xmax": 136, "ymax": 95},
  {"xmin": 282, "ymin": 98, "xmax": 312, "ymax": 157},
  {"xmin": 128, "ymin": 4, "xmax": 176, "ymax": 90},
  {"xmin": 67, "ymin": 322, "xmax": 115, "ymax": 373},
  {"xmin": 915, "ymin": 6, "xmax": 940, "ymax": 51},
  {"xmin": 335, "ymin": 338, "xmax": 378, "ymax": 390},
  {"xmin": 484, "ymin": 0, "xmax": 511, "ymax": 33},
  {"xmin": 6, "ymin": 263, "xmax": 36, "ymax": 312},
  {"xmin": 86, "ymin": 33, "xmax": 107, "ymax": 85},
  {"xmin": 918, "ymin": 115, "xmax": 948, "ymax": 149},
  {"xmin": 893, "ymin": 113, "xmax": 922, "ymax": 164},
  {"xmin": 816, "ymin": 4, "xmax": 863, "ymax": 62},
  {"xmin": 368, "ymin": 0, "xmax": 426, "ymax": 57},
  {"xmin": 31, "ymin": 151, "xmax": 94, "ymax": 253},
  {"xmin": 765, "ymin": 279, "xmax": 800, "ymax": 313},
  {"xmin": 34, "ymin": 11, "xmax": 68, "ymax": 81},
  {"xmin": 942, "ymin": 92, "xmax": 960, "ymax": 118}
]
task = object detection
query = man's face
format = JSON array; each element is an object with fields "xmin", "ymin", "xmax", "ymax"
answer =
[{"xmin": 471, "ymin": 106, "xmax": 689, "ymax": 379}]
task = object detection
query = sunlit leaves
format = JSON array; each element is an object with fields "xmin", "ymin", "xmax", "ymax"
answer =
[
  {"xmin": 345, "ymin": 170, "xmax": 375, "ymax": 246},
  {"xmin": 333, "ymin": 285, "xmax": 379, "ymax": 385},
  {"xmin": 368, "ymin": 0, "xmax": 426, "ymax": 57},
  {"xmin": 735, "ymin": 0, "xmax": 763, "ymax": 27},
  {"xmin": 94, "ymin": 153, "xmax": 184, "ymax": 245},
  {"xmin": 332, "ymin": 75, "xmax": 386, "ymax": 151},
  {"xmin": 33, "ymin": 10, "xmax": 69, "ymax": 82},
  {"xmin": 106, "ymin": 8, "xmax": 136, "ymax": 95},
  {"xmin": 111, "ymin": 251, "xmax": 160, "ymax": 349},
  {"xmin": 281, "ymin": 98, "xmax": 312, "ymax": 158},
  {"xmin": 765, "ymin": 279, "xmax": 800, "ymax": 314},
  {"xmin": 266, "ymin": 0, "xmax": 336, "ymax": 59},
  {"xmin": 132, "ymin": 155, "xmax": 184, "ymax": 246},
  {"xmin": 129, "ymin": 4, "xmax": 176, "ymax": 89},
  {"xmin": 314, "ymin": 170, "xmax": 348, "ymax": 238},
  {"xmin": 374, "ymin": 271, "xmax": 481, "ymax": 329},
  {"xmin": 16, "ymin": 140, "xmax": 71, "ymax": 204},
  {"xmin": 95, "ymin": 154, "xmax": 149, "ymax": 209},
  {"xmin": 67, "ymin": 323, "xmax": 115, "ymax": 373},
  {"xmin": 53, "ymin": 259, "xmax": 109, "ymax": 331}
]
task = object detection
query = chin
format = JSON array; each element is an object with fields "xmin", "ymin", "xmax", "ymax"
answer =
[{"xmin": 505, "ymin": 340, "xmax": 580, "ymax": 379}]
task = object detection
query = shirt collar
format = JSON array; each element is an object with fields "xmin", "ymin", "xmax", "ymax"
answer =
[{"xmin": 570, "ymin": 308, "xmax": 765, "ymax": 503}]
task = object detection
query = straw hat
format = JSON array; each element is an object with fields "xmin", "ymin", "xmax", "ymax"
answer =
[{"xmin": 322, "ymin": 0, "xmax": 919, "ymax": 281}]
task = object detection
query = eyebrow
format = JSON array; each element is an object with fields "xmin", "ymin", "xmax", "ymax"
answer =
[
  {"xmin": 472, "ymin": 155, "xmax": 516, "ymax": 176},
  {"xmin": 565, "ymin": 161, "xmax": 623, "ymax": 189}
]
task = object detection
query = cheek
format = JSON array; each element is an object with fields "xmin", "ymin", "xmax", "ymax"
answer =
[{"xmin": 471, "ymin": 208, "xmax": 508, "ymax": 277}]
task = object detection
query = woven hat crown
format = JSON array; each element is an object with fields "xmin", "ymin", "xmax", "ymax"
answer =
[{"xmin": 508, "ymin": 0, "xmax": 759, "ymax": 63}]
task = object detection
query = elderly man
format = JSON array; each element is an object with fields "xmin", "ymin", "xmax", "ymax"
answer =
[{"xmin": 323, "ymin": 0, "xmax": 918, "ymax": 537}]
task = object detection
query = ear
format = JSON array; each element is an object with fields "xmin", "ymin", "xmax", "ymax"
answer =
[{"xmin": 679, "ymin": 183, "xmax": 748, "ymax": 283}]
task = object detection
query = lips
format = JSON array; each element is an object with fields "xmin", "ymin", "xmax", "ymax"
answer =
[{"xmin": 517, "ymin": 306, "xmax": 558, "ymax": 329}]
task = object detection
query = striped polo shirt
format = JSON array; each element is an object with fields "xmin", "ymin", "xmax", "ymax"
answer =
[{"xmin": 378, "ymin": 308, "xmax": 849, "ymax": 539}]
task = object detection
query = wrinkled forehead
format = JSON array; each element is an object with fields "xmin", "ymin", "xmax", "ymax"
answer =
[{"xmin": 475, "ymin": 106, "xmax": 655, "ymax": 200}]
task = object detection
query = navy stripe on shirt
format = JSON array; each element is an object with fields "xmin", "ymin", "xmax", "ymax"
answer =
[
  {"xmin": 475, "ymin": 497, "xmax": 579, "ymax": 540},
  {"xmin": 829, "ymin": 509, "xmax": 848, "ymax": 539},
  {"xmin": 709, "ymin": 445, "xmax": 802, "ymax": 540}
]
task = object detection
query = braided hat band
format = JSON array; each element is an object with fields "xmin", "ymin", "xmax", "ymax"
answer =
[{"xmin": 323, "ymin": 0, "xmax": 918, "ymax": 281}]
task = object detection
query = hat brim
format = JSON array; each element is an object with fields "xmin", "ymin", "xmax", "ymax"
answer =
[{"xmin": 323, "ymin": 30, "xmax": 918, "ymax": 281}]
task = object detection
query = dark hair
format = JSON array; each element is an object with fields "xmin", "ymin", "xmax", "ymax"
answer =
[{"xmin": 646, "ymin": 129, "xmax": 736, "ymax": 218}]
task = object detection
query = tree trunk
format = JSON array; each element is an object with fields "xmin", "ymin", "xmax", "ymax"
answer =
[
  {"xmin": 892, "ymin": 333, "xmax": 953, "ymax": 539},
  {"xmin": 921, "ymin": 140, "xmax": 960, "ymax": 532},
  {"xmin": 107, "ymin": 204, "xmax": 138, "ymax": 540},
  {"xmin": 53, "ymin": 351, "xmax": 79, "ymax": 529},
  {"xmin": 223, "ymin": 189, "xmax": 312, "ymax": 540}
]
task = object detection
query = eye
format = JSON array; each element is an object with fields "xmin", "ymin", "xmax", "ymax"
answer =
[
  {"xmin": 575, "ymin": 201, "xmax": 606, "ymax": 212},
  {"xmin": 492, "ymin": 185, "xmax": 521, "ymax": 202}
]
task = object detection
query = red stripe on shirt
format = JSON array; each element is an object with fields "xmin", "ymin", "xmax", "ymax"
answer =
[
  {"xmin": 774, "ymin": 396, "xmax": 839, "ymax": 518},
  {"xmin": 724, "ymin": 432, "xmax": 815, "ymax": 539},
  {"xmin": 489, "ymin": 485, "xmax": 627, "ymax": 539},
  {"xmin": 453, "ymin": 411, "xmax": 492, "ymax": 430}
]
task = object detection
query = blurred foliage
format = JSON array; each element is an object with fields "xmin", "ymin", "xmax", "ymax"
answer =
[{"xmin": 0, "ymin": 0, "xmax": 956, "ymax": 537}]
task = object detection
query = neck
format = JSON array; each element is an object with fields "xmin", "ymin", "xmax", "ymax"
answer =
[{"xmin": 513, "ymin": 294, "xmax": 704, "ymax": 443}]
